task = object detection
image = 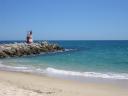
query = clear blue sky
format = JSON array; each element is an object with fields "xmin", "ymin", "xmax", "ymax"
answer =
[{"xmin": 0, "ymin": 0, "xmax": 128, "ymax": 40}]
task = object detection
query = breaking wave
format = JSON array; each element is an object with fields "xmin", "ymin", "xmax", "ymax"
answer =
[
  {"xmin": 0, "ymin": 60, "xmax": 128, "ymax": 80},
  {"xmin": 46, "ymin": 67, "xmax": 128, "ymax": 80}
]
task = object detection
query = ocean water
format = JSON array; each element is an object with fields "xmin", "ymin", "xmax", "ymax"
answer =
[{"xmin": 0, "ymin": 40, "xmax": 128, "ymax": 80}]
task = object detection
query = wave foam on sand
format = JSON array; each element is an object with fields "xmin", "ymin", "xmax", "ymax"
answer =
[
  {"xmin": 0, "ymin": 61, "xmax": 128, "ymax": 80},
  {"xmin": 46, "ymin": 67, "xmax": 128, "ymax": 80}
]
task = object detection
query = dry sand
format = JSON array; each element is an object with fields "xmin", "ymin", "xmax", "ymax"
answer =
[{"xmin": 0, "ymin": 70, "xmax": 128, "ymax": 96}]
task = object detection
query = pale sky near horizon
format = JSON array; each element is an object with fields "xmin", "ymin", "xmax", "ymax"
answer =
[{"xmin": 0, "ymin": 0, "xmax": 128, "ymax": 40}]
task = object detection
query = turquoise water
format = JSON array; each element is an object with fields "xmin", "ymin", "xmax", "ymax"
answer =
[{"xmin": 0, "ymin": 40, "xmax": 128, "ymax": 80}]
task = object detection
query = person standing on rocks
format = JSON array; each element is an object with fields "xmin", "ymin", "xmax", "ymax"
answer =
[
  {"xmin": 26, "ymin": 31, "xmax": 33, "ymax": 44},
  {"xmin": 29, "ymin": 31, "xmax": 33, "ymax": 43}
]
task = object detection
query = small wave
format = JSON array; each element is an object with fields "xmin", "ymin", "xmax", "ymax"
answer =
[
  {"xmin": 1, "ymin": 60, "xmax": 128, "ymax": 80},
  {"xmin": 0, "ymin": 61, "xmax": 45, "ymax": 74},
  {"xmin": 46, "ymin": 67, "xmax": 128, "ymax": 80},
  {"xmin": 64, "ymin": 48, "xmax": 77, "ymax": 52},
  {"xmin": 0, "ymin": 62, "xmax": 33, "ymax": 72}
]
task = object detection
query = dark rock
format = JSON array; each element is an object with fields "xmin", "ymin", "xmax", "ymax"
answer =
[{"xmin": 0, "ymin": 51, "xmax": 8, "ymax": 58}]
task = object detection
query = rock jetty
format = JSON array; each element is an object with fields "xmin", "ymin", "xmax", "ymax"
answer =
[{"xmin": 0, "ymin": 41, "xmax": 64, "ymax": 58}]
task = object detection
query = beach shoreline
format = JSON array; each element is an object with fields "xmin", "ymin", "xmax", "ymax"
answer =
[{"xmin": 0, "ymin": 70, "xmax": 128, "ymax": 96}]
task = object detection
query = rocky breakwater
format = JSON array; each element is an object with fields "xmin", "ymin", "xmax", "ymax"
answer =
[{"xmin": 0, "ymin": 41, "xmax": 64, "ymax": 58}]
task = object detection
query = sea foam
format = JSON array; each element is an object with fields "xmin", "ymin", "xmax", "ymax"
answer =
[
  {"xmin": 1, "ymin": 60, "xmax": 128, "ymax": 80},
  {"xmin": 46, "ymin": 67, "xmax": 128, "ymax": 80},
  {"xmin": 0, "ymin": 62, "xmax": 33, "ymax": 72}
]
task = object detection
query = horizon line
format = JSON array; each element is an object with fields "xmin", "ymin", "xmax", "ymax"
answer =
[{"xmin": 0, "ymin": 39, "xmax": 128, "ymax": 41}]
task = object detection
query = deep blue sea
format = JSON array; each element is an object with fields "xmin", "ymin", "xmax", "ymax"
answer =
[{"xmin": 0, "ymin": 40, "xmax": 128, "ymax": 80}]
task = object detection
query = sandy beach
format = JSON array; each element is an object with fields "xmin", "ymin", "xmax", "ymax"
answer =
[{"xmin": 0, "ymin": 71, "xmax": 127, "ymax": 96}]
